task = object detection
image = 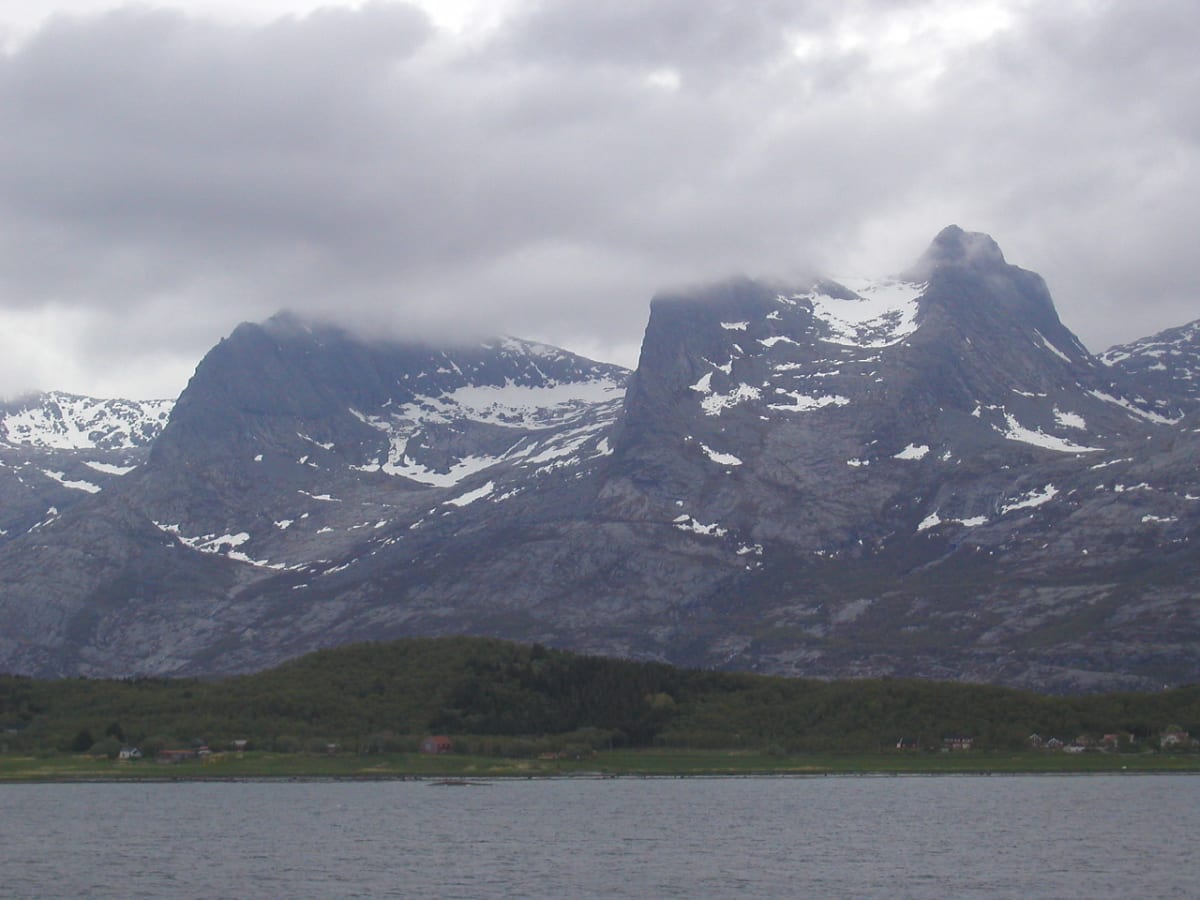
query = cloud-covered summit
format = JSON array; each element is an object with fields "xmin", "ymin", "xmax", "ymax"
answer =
[{"xmin": 1, "ymin": 0, "xmax": 1198, "ymax": 398}]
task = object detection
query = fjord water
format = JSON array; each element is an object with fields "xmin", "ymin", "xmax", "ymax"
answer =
[{"xmin": 3, "ymin": 776, "xmax": 1196, "ymax": 898}]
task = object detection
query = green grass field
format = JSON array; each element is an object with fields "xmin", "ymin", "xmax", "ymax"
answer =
[{"xmin": 3, "ymin": 748, "xmax": 1198, "ymax": 782}]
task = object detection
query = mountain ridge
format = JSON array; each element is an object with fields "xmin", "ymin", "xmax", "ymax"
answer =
[{"xmin": 1, "ymin": 227, "xmax": 1197, "ymax": 692}]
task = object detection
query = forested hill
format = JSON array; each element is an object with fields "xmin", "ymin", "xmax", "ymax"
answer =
[{"xmin": 2, "ymin": 637, "xmax": 1198, "ymax": 757}]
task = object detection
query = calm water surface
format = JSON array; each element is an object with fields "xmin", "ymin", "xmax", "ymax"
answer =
[{"xmin": 2, "ymin": 775, "xmax": 1197, "ymax": 898}]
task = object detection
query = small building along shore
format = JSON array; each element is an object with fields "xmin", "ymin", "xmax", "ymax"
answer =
[{"xmin": 420, "ymin": 735, "xmax": 454, "ymax": 755}]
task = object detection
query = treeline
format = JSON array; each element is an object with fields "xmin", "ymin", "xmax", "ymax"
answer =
[{"xmin": 1, "ymin": 637, "xmax": 1198, "ymax": 757}]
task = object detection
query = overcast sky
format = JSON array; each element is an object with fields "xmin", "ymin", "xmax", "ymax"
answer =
[{"xmin": 0, "ymin": 0, "xmax": 1197, "ymax": 398}]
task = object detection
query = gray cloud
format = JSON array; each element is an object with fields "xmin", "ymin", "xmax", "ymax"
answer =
[
  {"xmin": 0, "ymin": 0, "xmax": 1197, "ymax": 397},
  {"xmin": 496, "ymin": 0, "xmax": 832, "ymax": 75}
]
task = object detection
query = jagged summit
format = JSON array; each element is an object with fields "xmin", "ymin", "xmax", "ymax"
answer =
[
  {"xmin": 159, "ymin": 312, "xmax": 630, "ymax": 470},
  {"xmin": 904, "ymin": 224, "xmax": 1007, "ymax": 279},
  {"xmin": 613, "ymin": 225, "xmax": 1168, "ymax": 559},
  {"xmin": 898, "ymin": 226, "xmax": 1072, "ymax": 351},
  {"xmin": 640, "ymin": 227, "xmax": 1060, "ymax": 352},
  {"xmin": 257, "ymin": 308, "xmax": 325, "ymax": 339}
]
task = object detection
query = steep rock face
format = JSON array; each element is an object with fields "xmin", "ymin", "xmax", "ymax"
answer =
[
  {"xmin": 0, "ymin": 500, "xmax": 242, "ymax": 677},
  {"xmin": 135, "ymin": 313, "xmax": 629, "ymax": 571},
  {"xmin": 573, "ymin": 227, "xmax": 1199, "ymax": 690},
  {"xmin": 0, "ymin": 227, "xmax": 1196, "ymax": 692},
  {"xmin": 0, "ymin": 324, "xmax": 630, "ymax": 676},
  {"xmin": 608, "ymin": 225, "xmax": 1159, "ymax": 552}
]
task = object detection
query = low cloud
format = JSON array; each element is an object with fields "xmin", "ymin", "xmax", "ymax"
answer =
[{"xmin": 0, "ymin": 0, "xmax": 1197, "ymax": 396}]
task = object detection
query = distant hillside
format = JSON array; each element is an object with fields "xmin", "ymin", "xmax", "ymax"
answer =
[{"xmin": 2, "ymin": 637, "xmax": 1197, "ymax": 757}]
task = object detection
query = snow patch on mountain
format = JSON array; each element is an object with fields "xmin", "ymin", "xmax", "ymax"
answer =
[
  {"xmin": 41, "ymin": 470, "xmax": 102, "ymax": 493},
  {"xmin": 701, "ymin": 384, "xmax": 761, "ymax": 416},
  {"xmin": 365, "ymin": 378, "xmax": 624, "ymax": 435},
  {"xmin": 797, "ymin": 277, "xmax": 925, "ymax": 348},
  {"xmin": 298, "ymin": 432, "xmax": 335, "ymax": 450},
  {"xmin": 917, "ymin": 511, "xmax": 942, "ymax": 532},
  {"xmin": 918, "ymin": 511, "xmax": 989, "ymax": 532},
  {"xmin": 1053, "ymin": 408, "xmax": 1087, "ymax": 430},
  {"xmin": 446, "ymin": 481, "xmax": 495, "ymax": 507},
  {"xmin": 673, "ymin": 515, "xmax": 728, "ymax": 537},
  {"xmin": 518, "ymin": 419, "xmax": 614, "ymax": 470},
  {"xmin": 153, "ymin": 522, "xmax": 287, "ymax": 569},
  {"xmin": 768, "ymin": 391, "xmax": 849, "ymax": 412},
  {"xmin": 926, "ymin": 484, "xmax": 1060, "ymax": 531},
  {"xmin": 1, "ymin": 393, "xmax": 173, "ymax": 450},
  {"xmin": 700, "ymin": 444, "xmax": 743, "ymax": 466},
  {"xmin": 155, "ymin": 522, "xmax": 248, "ymax": 551},
  {"xmin": 1086, "ymin": 390, "xmax": 1180, "ymax": 425},
  {"xmin": 432, "ymin": 380, "xmax": 624, "ymax": 428},
  {"xmin": 83, "ymin": 461, "xmax": 137, "ymax": 475},
  {"xmin": 995, "ymin": 414, "xmax": 1102, "ymax": 453},
  {"xmin": 1000, "ymin": 485, "xmax": 1058, "ymax": 515},
  {"xmin": 356, "ymin": 438, "xmax": 500, "ymax": 487},
  {"xmin": 1142, "ymin": 514, "xmax": 1177, "ymax": 524},
  {"xmin": 348, "ymin": 368, "xmax": 623, "ymax": 486},
  {"xmin": 1035, "ymin": 331, "xmax": 1073, "ymax": 363}
]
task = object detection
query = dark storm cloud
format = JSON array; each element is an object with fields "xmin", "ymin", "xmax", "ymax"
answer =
[{"xmin": 0, "ymin": 0, "xmax": 1197, "ymax": 396}]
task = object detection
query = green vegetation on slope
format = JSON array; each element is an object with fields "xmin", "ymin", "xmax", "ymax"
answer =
[{"xmin": 2, "ymin": 637, "xmax": 1198, "ymax": 760}]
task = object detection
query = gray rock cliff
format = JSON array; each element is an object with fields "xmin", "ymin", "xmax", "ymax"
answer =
[{"xmin": 0, "ymin": 228, "xmax": 1196, "ymax": 691}]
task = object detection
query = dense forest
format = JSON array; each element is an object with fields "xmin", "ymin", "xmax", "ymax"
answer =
[{"xmin": 2, "ymin": 637, "xmax": 1198, "ymax": 758}]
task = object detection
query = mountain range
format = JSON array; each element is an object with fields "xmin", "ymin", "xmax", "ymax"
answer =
[{"xmin": 1, "ymin": 226, "xmax": 1197, "ymax": 691}]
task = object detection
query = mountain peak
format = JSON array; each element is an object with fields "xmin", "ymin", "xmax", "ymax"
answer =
[{"xmin": 904, "ymin": 225, "xmax": 1007, "ymax": 280}]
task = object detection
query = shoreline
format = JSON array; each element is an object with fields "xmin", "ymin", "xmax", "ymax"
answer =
[
  {"xmin": 4, "ymin": 749, "xmax": 1200, "ymax": 783},
  {"xmin": 5, "ymin": 771, "xmax": 1200, "ymax": 785}
]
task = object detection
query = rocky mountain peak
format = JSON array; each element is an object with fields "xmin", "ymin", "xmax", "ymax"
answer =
[
  {"xmin": 611, "ymin": 226, "xmax": 1168, "ymax": 544},
  {"xmin": 260, "ymin": 308, "xmax": 318, "ymax": 337},
  {"xmin": 141, "ymin": 312, "xmax": 630, "ymax": 544},
  {"xmin": 904, "ymin": 224, "xmax": 1007, "ymax": 280},
  {"xmin": 902, "ymin": 227, "xmax": 1076, "ymax": 358}
]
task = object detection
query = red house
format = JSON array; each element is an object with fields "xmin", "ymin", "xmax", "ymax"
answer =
[{"xmin": 420, "ymin": 735, "xmax": 454, "ymax": 754}]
